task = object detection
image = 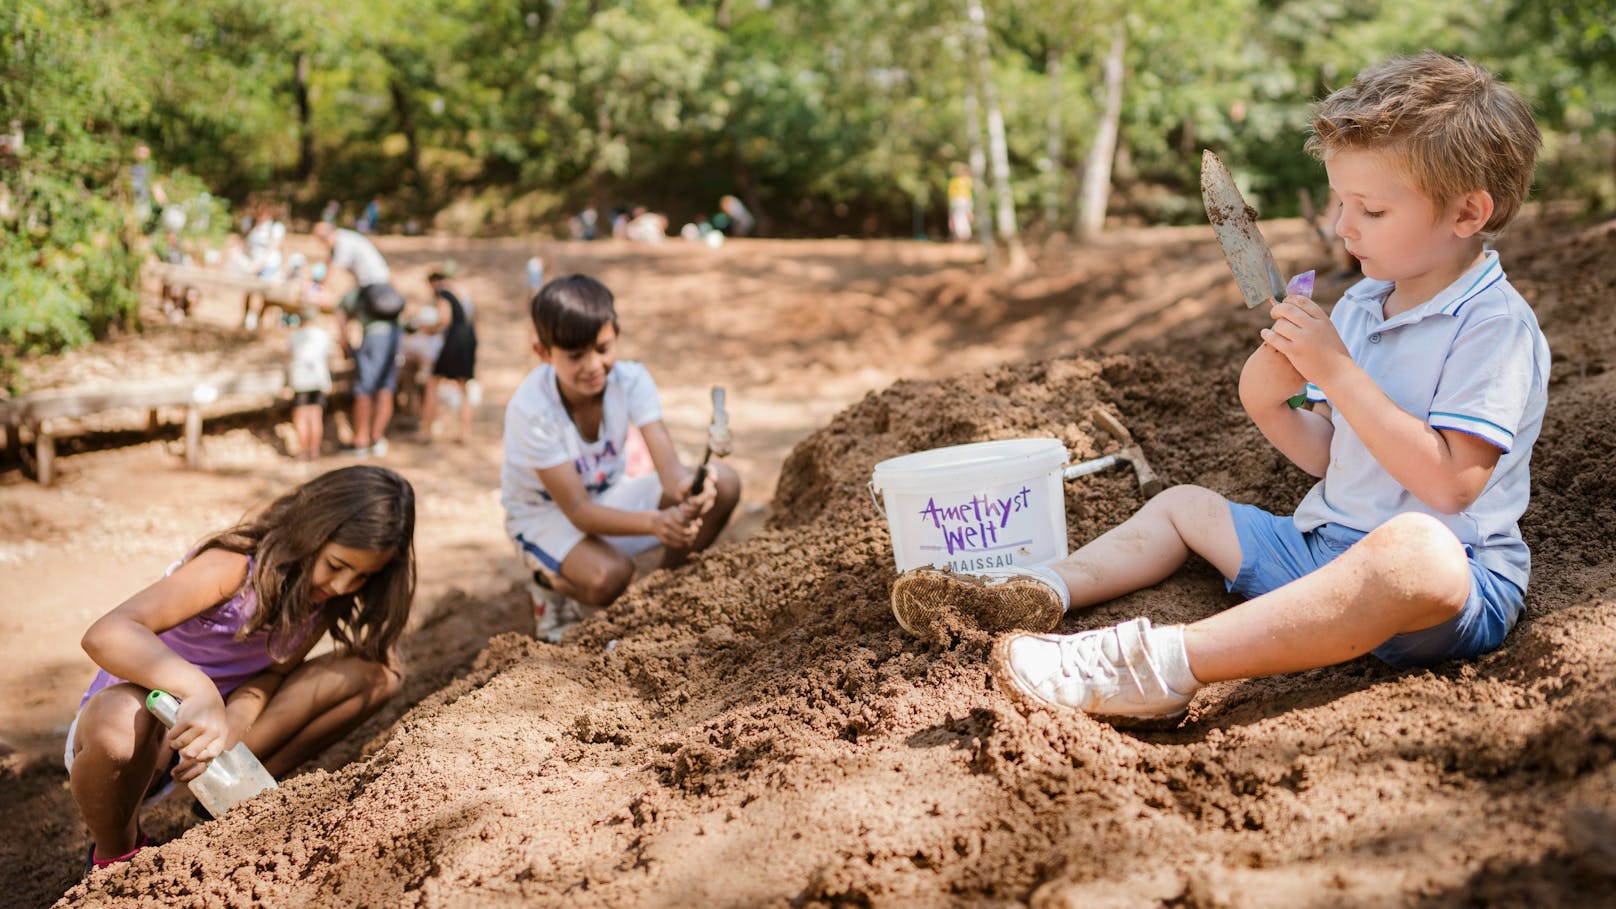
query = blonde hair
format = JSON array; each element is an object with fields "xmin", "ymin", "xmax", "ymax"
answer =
[{"xmin": 1305, "ymin": 51, "xmax": 1540, "ymax": 240}]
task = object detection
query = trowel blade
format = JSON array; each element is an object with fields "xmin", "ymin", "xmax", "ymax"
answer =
[{"xmin": 1201, "ymin": 150, "xmax": 1289, "ymax": 309}]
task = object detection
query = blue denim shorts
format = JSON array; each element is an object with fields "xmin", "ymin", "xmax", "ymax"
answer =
[
  {"xmin": 1225, "ymin": 502, "xmax": 1524, "ymax": 669},
  {"xmin": 354, "ymin": 324, "xmax": 402, "ymax": 395}
]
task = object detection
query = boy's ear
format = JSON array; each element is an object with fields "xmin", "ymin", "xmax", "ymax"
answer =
[
  {"xmin": 532, "ymin": 339, "xmax": 552, "ymax": 363},
  {"xmin": 1451, "ymin": 190, "xmax": 1495, "ymax": 239}
]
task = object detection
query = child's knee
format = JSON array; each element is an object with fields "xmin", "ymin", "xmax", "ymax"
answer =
[
  {"xmin": 1152, "ymin": 484, "xmax": 1229, "ymax": 522},
  {"xmin": 713, "ymin": 462, "xmax": 741, "ymax": 505},
  {"xmin": 1366, "ymin": 513, "xmax": 1470, "ymax": 610},
  {"xmin": 362, "ymin": 659, "xmax": 405, "ymax": 702},
  {"xmin": 570, "ymin": 556, "xmax": 635, "ymax": 605},
  {"xmin": 75, "ymin": 692, "xmax": 159, "ymax": 765}
]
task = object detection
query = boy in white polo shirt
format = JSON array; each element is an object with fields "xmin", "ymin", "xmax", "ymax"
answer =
[
  {"xmin": 503, "ymin": 274, "xmax": 741, "ymax": 641},
  {"xmin": 891, "ymin": 51, "xmax": 1548, "ymax": 727}
]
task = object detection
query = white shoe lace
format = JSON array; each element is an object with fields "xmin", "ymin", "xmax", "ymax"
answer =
[
  {"xmin": 1033, "ymin": 619, "xmax": 1179, "ymax": 713},
  {"xmin": 1054, "ymin": 630, "xmax": 1122, "ymax": 685}
]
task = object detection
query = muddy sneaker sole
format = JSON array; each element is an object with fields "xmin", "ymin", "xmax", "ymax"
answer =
[
  {"xmin": 890, "ymin": 569, "xmax": 1065, "ymax": 639},
  {"xmin": 988, "ymin": 635, "xmax": 1188, "ymax": 731}
]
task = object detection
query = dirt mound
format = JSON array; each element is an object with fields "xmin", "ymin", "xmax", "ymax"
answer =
[{"xmin": 50, "ymin": 215, "xmax": 1616, "ymax": 908}]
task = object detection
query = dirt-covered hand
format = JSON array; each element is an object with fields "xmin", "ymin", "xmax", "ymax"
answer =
[
  {"xmin": 1246, "ymin": 328, "xmax": 1307, "ymax": 394},
  {"xmin": 651, "ymin": 503, "xmax": 701, "ymax": 548},
  {"xmin": 1260, "ymin": 294, "xmax": 1350, "ymax": 386},
  {"xmin": 682, "ymin": 470, "xmax": 719, "ymax": 515},
  {"xmin": 168, "ymin": 693, "xmax": 230, "ymax": 777}
]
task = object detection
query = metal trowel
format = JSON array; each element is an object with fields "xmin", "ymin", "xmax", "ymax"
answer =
[
  {"xmin": 690, "ymin": 385, "xmax": 731, "ymax": 496},
  {"xmin": 1201, "ymin": 149, "xmax": 1289, "ymax": 309}
]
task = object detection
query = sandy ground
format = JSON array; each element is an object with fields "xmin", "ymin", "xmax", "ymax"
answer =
[{"xmin": 4, "ymin": 216, "xmax": 1614, "ymax": 907}]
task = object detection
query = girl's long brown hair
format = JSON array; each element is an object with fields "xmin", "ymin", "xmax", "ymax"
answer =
[{"xmin": 196, "ymin": 465, "xmax": 416, "ymax": 663}]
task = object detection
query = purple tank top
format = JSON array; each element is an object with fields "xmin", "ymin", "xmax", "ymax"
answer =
[{"xmin": 78, "ymin": 556, "xmax": 325, "ymax": 708}]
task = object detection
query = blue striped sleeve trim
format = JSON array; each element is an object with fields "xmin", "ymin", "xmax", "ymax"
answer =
[
  {"xmin": 1304, "ymin": 382, "xmax": 1327, "ymax": 403},
  {"xmin": 1442, "ymin": 260, "xmax": 1504, "ymax": 315},
  {"xmin": 1429, "ymin": 411, "xmax": 1513, "ymax": 451}
]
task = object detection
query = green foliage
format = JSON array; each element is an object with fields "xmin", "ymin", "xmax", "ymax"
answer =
[{"xmin": 4, "ymin": 0, "xmax": 1616, "ymax": 382}]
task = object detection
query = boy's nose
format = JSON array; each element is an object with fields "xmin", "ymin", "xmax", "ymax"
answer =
[{"xmin": 1334, "ymin": 211, "xmax": 1356, "ymax": 240}]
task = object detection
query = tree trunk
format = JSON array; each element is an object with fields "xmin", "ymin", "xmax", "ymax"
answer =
[
  {"xmin": 388, "ymin": 75, "xmax": 421, "ymax": 192},
  {"xmin": 591, "ymin": 105, "xmax": 612, "ymax": 217},
  {"xmin": 294, "ymin": 51, "xmax": 314, "ymax": 182},
  {"xmin": 1076, "ymin": 22, "xmax": 1125, "ymax": 240},
  {"xmin": 966, "ymin": 0, "xmax": 1026, "ymax": 272},
  {"xmin": 964, "ymin": 81, "xmax": 996, "ymax": 268},
  {"xmin": 1042, "ymin": 49, "xmax": 1063, "ymax": 231}
]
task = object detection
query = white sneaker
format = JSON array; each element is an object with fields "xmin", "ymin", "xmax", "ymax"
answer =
[
  {"xmin": 370, "ymin": 437, "xmax": 390, "ymax": 457},
  {"xmin": 528, "ymin": 583, "xmax": 580, "ymax": 644},
  {"xmin": 890, "ymin": 564, "xmax": 1069, "ymax": 639},
  {"xmin": 991, "ymin": 617, "xmax": 1198, "ymax": 728}
]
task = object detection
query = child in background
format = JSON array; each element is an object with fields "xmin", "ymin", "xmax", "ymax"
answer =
[
  {"xmin": 68, "ymin": 466, "xmax": 415, "ymax": 872},
  {"xmin": 399, "ymin": 292, "xmax": 445, "ymax": 428},
  {"xmin": 894, "ymin": 52, "xmax": 1547, "ymax": 728},
  {"xmin": 502, "ymin": 274, "xmax": 740, "ymax": 641},
  {"xmin": 947, "ymin": 163, "xmax": 974, "ymax": 243},
  {"xmin": 524, "ymin": 256, "xmax": 545, "ymax": 294},
  {"xmin": 287, "ymin": 287, "xmax": 333, "ymax": 461},
  {"xmin": 416, "ymin": 262, "xmax": 479, "ymax": 445}
]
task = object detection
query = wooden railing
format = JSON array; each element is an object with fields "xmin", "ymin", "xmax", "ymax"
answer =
[{"xmin": 1, "ymin": 366, "xmax": 352, "ymax": 484}]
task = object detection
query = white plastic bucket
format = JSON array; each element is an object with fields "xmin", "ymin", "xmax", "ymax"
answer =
[{"xmin": 868, "ymin": 438, "xmax": 1069, "ymax": 573}]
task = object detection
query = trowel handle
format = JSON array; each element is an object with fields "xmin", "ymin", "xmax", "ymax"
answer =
[
  {"xmin": 146, "ymin": 689, "xmax": 182, "ymax": 728},
  {"xmin": 690, "ymin": 448, "xmax": 714, "ymax": 497},
  {"xmin": 1063, "ymin": 454, "xmax": 1122, "ymax": 480}
]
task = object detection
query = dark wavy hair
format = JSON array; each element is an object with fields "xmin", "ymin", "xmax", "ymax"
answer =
[
  {"xmin": 530, "ymin": 273, "xmax": 619, "ymax": 350},
  {"xmin": 196, "ymin": 465, "xmax": 416, "ymax": 663}
]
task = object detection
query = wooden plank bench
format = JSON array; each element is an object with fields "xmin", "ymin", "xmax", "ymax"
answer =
[
  {"xmin": 142, "ymin": 262, "xmax": 337, "ymax": 326},
  {"xmin": 0, "ymin": 365, "xmax": 352, "ymax": 485}
]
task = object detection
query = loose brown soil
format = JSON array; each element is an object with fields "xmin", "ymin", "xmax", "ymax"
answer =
[{"xmin": 4, "ymin": 215, "xmax": 1615, "ymax": 908}]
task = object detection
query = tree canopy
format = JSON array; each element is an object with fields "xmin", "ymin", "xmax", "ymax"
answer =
[{"xmin": 3, "ymin": 0, "xmax": 1614, "ymax": 373}]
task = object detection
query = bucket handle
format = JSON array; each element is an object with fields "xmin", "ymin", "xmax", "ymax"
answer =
[{"xmin": 866, "ymin": 481, "xmax": 883, "ymax": 513}]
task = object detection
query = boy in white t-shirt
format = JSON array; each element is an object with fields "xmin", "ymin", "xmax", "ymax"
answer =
[{"xmin": 502, "ymin": 274, "xmax": 740, "ymax": 640}]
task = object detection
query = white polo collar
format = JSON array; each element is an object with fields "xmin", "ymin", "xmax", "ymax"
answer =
[{"xmin": 1339, "ymin": 250, "xmax": 1505, "ymax": 329}]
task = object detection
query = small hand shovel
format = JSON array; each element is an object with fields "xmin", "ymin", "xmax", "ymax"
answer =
[{"xmin": 690, "ymin": 386, "xmax": 731, "ymax": 496}]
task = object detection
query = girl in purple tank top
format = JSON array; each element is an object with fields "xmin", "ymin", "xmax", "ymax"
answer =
[{"xmin": 69, "ymin": 466, "xmax": 416, "ymax": 874}]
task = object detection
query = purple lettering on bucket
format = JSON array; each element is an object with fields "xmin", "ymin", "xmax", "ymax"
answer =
[{"xmin": 915, "ymin": 486, "xmax": 1034, "ymax": 555}]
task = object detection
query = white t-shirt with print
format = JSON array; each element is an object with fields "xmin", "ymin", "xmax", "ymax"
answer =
[
  {"xmin": 501, "ymin": 360, "xmax": 663, "ymax": 531},
  {"xmin": 287, "ymin": 324, "xmax": 333, "ymax": 393}
]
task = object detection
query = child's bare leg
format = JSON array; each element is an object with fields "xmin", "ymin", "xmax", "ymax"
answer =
[
  {"xmin": 661, "ymin": 461, "xmax": 740, "ymax": 569},
  {"xmin": 69, "ymin": 685, "xmax": 168, "ymax": 858},
  {"xmin": 308, "ymin": 406, "xmax": 324, "ymax": 457},
  {"xmin": 1186, "ymin": 511, "xmax": 1469, "ymax": 683},
  {"xmin": 292, "ymin": 405, "xmax": 313, "ymax": 458},
  {"xmin": 1051, "ymin": 484, "xmax": 1243, "ymax": 610},
  {"xmin": 455, "ymin": 380, "xmax": 473, "ymax": 442},
  {"xmin": 551, "ymin": 538, "xmax": 635, "ymax": 607},
  {"xmin": 353, "ymin": 394, "xmax": 374, "ymax": 448},
  {"xmin": 372, "ymin": 388, "xmax": 395, "ymax": 444},
  {"xmin": 417, "ymin": 376, "xmax": 439, "ymax": 441},
  {"xmin": 240, "ymin": 653, "xmax": 402, "ymax": 779}
]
